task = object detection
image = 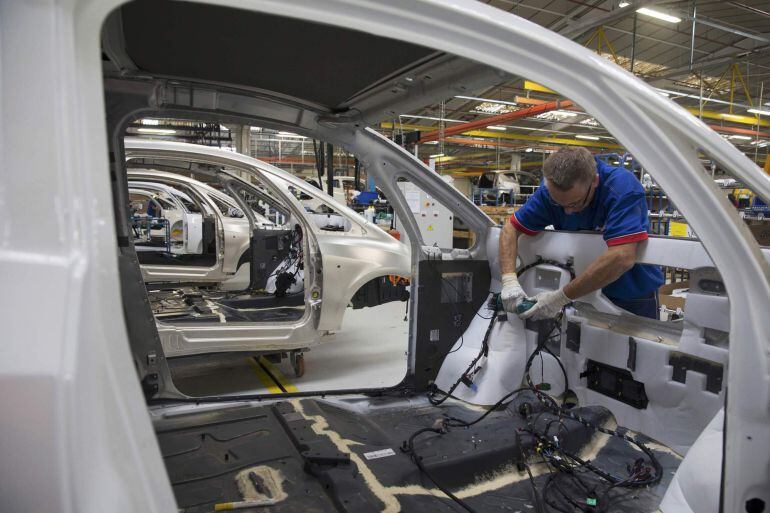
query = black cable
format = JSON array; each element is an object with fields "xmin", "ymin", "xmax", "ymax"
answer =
[
  {"xmin": 428, "ymin": 310, "xmax": 498, "ymax": 406},
  {"xmin": 428, "ymin": 275, "xmax": 500, "ymax": 405},
  {"xmin": 416, "ymin": 256, "xmax": 662, "ymax": 511},
  {"xmin": 401, "ymin": 428, "xmax": 480, "ymax": 513},
  {"xmin": 443, "ymin": 386, "xmax": 530, "ymax": 428}
]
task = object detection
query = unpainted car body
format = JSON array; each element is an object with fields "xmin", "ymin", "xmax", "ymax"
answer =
[{"xmin": 125, "ymin": 139, "xmax": 411, "ymax": 358}]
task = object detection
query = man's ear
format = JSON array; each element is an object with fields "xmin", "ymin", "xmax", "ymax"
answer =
[{"xmin": 592, "ymin": 173, "xmax": 600, "ymax": 187}]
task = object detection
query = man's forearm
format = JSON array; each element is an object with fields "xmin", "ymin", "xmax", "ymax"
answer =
[
  {"xmin": 563, "ymin": 244, "xmax": 637, "ymax": 300},
  {"xmin": 499, "ymin": 222, "xmax": 521, "ymax": 275}
]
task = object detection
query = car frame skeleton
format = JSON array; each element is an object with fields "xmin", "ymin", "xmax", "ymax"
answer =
[
  {"xmin": 123, "ymin": 140, "xmax": 411, "ymax": 360},
  {"xmin": 2, "ymin": 1, "xmax": 770, "ymax": 513}
]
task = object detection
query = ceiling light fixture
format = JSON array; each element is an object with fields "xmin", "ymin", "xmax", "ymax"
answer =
[
  {"xmin": 618, "ymin": 1, "xmax": 630, "ymax": 7},
  {"xmin": 748, "ymin": 108, "xmax": 770, "ymax": 116},
  {"xmin": 141, "ymin": 119, "xmax": 160, "ymax": 126},
  {"xmin": 729, "ymin": 135, "xmax": 752, "ymax": 140},
  {"xmin": 525, "ymin": 148, "xmax": 533, "ymax": 153},
  {"xmin": 636, "ymin": 7, "xmax": 681, "ymax": 23},
  {"xmin": 575, "ymin": 135, "xmax": 600, "ymax": 140},
  {"xmin": 487, "ymin": 125, "xmax": 507, "ymax": 131},
  {"xmin": 656, "ymin": 88, "xmax": 748, "ymax": 109},
  {"xmin": 454, "ymin": 95, "xmax": 518, "ymax": 107},
  {"xmin": 429, "ymin": 153, "xmax": 445, "ymax": 159},
  {"xmin": 399, "ymin": 114, "xmax": 465, "ymax": 123},
  {"xmin": 136, "ymin": 128, "xmax": 176, "ymax": 135}
]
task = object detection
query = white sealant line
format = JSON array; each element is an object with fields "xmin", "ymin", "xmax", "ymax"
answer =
[
  {"xmin": 206, "ymin": 299, "xmax": 227, "ymax": 323},
  {"xmin": 290, "ymin": 399, "xmax": 640, "ymax": 510},
  {"xmin": 290, "ymin": 399, "xmax": 403, "ymax": 513}
]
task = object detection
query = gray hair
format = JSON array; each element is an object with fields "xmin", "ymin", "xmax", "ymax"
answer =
[{"xmin": 543, "ymin": 147, "xmax": 597, "ymax": 190}]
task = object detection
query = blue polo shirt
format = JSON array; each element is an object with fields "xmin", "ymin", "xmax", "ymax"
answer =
[{"xmin": 511, "ymin": 158, "xmax": 663, "ymax": 300}]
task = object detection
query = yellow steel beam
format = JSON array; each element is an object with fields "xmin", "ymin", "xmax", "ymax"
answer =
[
  {"xmin": 381, "ymin": 122, "xmax": 434, "ymax": 131},
  {"xmin": 685, "ymin": 108, "xmax": 770, "ymax": 127},
  {"xmin": 523, "ymin": 80, "xmax": 557, "ymax": 94},
  {"xmin": 464, "ymin": 130, "xmax": 622, "ymax": 149},
  {"xmin": 380, "ymin": 123, "xmax": 620, "ymax": 149}
]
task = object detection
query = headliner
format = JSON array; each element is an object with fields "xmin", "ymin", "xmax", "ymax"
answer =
[{"xmin": 116, "ymin": 0, "xmax": 438, "ymax": 110}]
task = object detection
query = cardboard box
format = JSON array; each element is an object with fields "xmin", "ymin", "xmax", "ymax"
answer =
[{"xmin": 658, "ymin": 280, "xmax": 688, "ymax": 311}]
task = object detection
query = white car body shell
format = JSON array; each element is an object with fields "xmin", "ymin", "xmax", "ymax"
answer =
[{"xmin": 126, "ymin": 140, "xmax": 411, "ymax": 356}]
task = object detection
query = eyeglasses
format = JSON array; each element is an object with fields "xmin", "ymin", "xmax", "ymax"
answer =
[{"xmin": 548, "ymin": 183, "xmax": 593, "ymax": 210}]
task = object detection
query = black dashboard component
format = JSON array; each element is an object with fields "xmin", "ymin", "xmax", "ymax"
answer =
[{"xmin": 583, "ymin": 360, "xmax": 649, "ymax": 409}]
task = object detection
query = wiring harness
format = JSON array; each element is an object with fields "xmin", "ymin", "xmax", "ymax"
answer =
[{"xmin": 404, "ymin": 257, "xmax": 662, "ymax": 513}]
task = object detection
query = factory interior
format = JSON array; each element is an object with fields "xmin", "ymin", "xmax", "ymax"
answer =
[{"xmin": 3, "ymin": 1, "xmax": 770, "ymax": 513}]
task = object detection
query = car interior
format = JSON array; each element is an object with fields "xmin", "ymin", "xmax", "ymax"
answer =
[{"xmin": 98, "ymin": 1, "xmax": 760, "ymax": 512}]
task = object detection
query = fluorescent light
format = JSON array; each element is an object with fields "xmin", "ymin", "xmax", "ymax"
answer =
[
  {"xmin": 576, "ymin": 135, "xmax": 600, "ymax": 140},
  {"xmin": 429, "ymin": 153, "xmax": 445, "ymax": 158},
  {"xmin": 136, "ymin": 128, "xmax": 176, "ymax": 135},
  {"xmin": 729, "ymin": 135, "xmax": 752, "ymax": 140},
  {"xmin": 399, "ymin": 114, "xmax": 465, "ymax": 123},
  {"xmin": 619, "ymin": 1, "xmax": 630, "ymax": 7},
  {"xmin": 141, "ymin": 119, "xmax": 160, "ymax": 126},
  {"xmin": 748, "ymin": 108, "xmax": 770, "ymax": 116},
  {"xmin": 525, "ymin": 148, "xmax": 533, "ymax": 153},
  {"xmin": 454, "ymin": 95, "xmax": 518, "ymax": 107},
  {"xmin": 424, "ymin": 140, "xmax": 439, "ymax": 145},
  {"xmin": 250, "ymin": 126, "xmax": 262, "ymax": 132},
  {"xmin": 219, "ymin": 125, "xmax": 230, "ymax": 131},
  {"xmin": 656, "ymin": 88, "xmax": 747, "ymax": 108},
  {"xmin": 636, "ymin": 7, "xmax": 681, "ymax": 23},
  {"xmin": 277, "ymin": 131, "xmax": 306, "ymax": 139},
  {"xmin": 487, "ymin": 125, "xmax": 507, "ymax": 131}
]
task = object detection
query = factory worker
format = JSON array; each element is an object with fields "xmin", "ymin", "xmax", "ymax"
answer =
[{"xmin": 499, "ymin": 147, "xmax": 663, "ymax": 320}]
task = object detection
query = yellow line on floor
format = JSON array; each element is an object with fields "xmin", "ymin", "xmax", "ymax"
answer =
[
  {"xmin": 258, "ymin": 356, "xmax": 299, "ymax": 393},
  {"xmin": 245, "ymin": 357, "xmax": 283, "ymax": 394}
]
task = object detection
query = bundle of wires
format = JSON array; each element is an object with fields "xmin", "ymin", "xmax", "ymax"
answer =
[{"xmin": 403, "ymin": 257, "xmax": 662, "ymax": 513}]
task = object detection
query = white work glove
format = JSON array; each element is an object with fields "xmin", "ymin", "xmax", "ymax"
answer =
[
  {"xmin": 519, "ymin": 289, "xmax": 571, "ymax": 320},
  {"xmin": 500, "ymin": 273, "xmax": 526, "ymax": 313}
]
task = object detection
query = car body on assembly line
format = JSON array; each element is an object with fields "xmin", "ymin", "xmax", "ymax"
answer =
[{"xmin": 125, "ymin": 139, "xmax": 411, "ymax": 359}]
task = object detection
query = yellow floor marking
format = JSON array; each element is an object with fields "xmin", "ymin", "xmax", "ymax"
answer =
[
  {"xmin": 258, "ymin": 356, "xmax": 299, "ymax": 393},
  {"xmin": 245, "ymin": 357, "xmax": 282, "ymax": 394}
]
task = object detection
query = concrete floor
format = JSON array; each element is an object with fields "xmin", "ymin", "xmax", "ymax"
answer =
[{"xmin": 170, "ymin": 300, "xmax": 409, "ymax": 396}]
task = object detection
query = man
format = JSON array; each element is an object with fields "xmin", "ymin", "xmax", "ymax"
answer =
[{"xmin": 499, "ymin": 147, "xmax": 663, "ymax": 320}]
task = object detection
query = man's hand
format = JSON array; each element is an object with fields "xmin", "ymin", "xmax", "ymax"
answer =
[
  {"xmin": 500, "ymin": 273, "xmax": 526, "ymax": 313},
  {"xmin": 519, "ymin": 288, "xmax": 571, "ymax": 320}
]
